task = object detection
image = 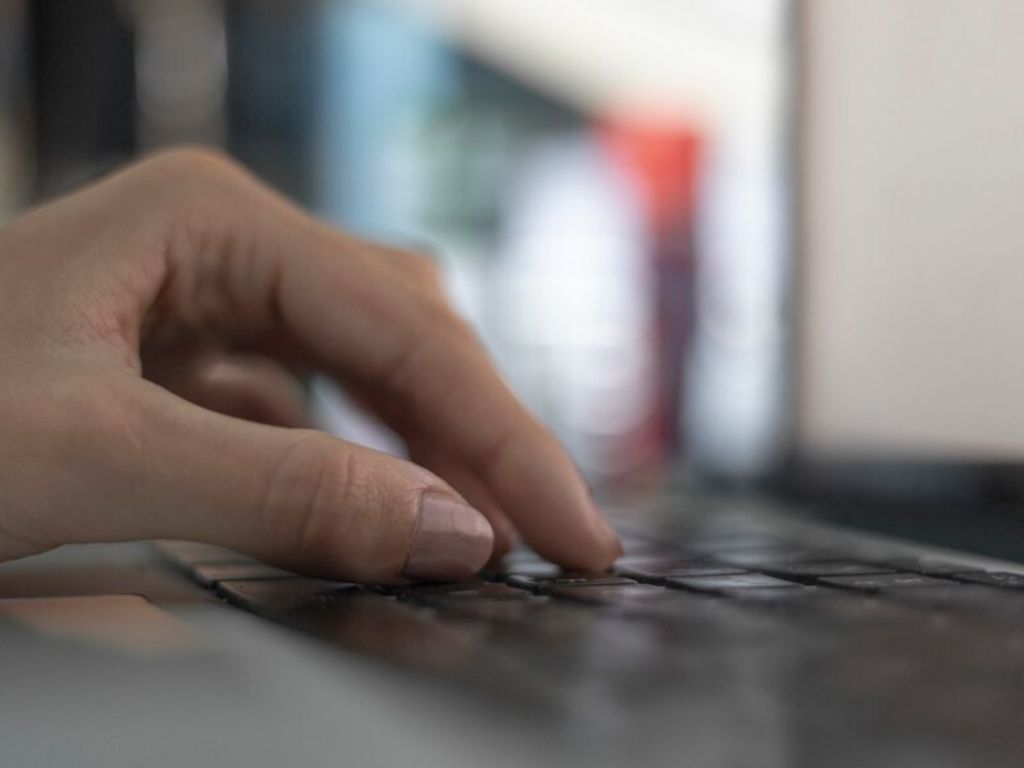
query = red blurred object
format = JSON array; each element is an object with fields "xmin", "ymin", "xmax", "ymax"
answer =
[
  {"xmin": 599, "ymin": 118, "xmax": 704, "ymax": 475},
  {"xmin": 600, "ymin": 119, "xmax": 703, "ymax": 237}
]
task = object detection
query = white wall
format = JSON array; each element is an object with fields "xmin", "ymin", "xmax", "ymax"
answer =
[{"xmin": 799, "ymin": 0, "xmax": 1024, "ymax": 458}]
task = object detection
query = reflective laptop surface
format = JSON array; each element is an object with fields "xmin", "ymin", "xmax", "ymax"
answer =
[{"xmin": 4, "ymin": 496, "xmax": 1023, "ymax": 768}]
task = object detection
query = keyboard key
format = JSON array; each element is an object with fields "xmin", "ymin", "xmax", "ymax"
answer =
[
  {"xmin": 666, "ymin": 574, "xmax": 802, "ymax": 592},
  {"xmin": 545, "ymin": 583, "xmax": 673, "ymax": 604},
  {"xmin": 297, "ymin": 594, "xmax": 491, "ymax": 674},
  {"xmin": 192, "ymin": 562, "xmax": 297, "ymax": 587},
  {"xmin": 949, "ymin": 571, "xmax": 1024, "ymax": 589},
  {"xmin": 216, "ymin": 578, "xmax": 360, "ymax": 615},
  {"xmin": 884, "ymin": 557, "xmax": 979, "ymax": 575},
  {"xmin": 759, "ymin": 560, "xmax": 897, "ymax": 578},
  {"xmin": 505, "ymin": 573, "xmax": 636, "ymax": 591},
  {"xmin": 819, "ymin": 573, "xmax": 957, "ymax": 592},
  {"xmin": 400, "ymin": 581, "xmax": 531, "ymax": 600},
  {"xmin": 726, "ymin": 585, "xmax": 822, "ymax": 602},
  {"xmin": 400, "ymin": 581, "xmax": 574, "ymax": 627},
  {"xmin": 614, "ymin": 560, "xmax": 746, "ymax": 581},
  {"xmin": 154, "ymin": 540, "xmax": 255, "ymax": 566},
  {"xmin": 718, "ymin": 548, "xmax": 839, "ymax": 567},
  {"xmin": 426, "ymin": 596, "xmax": 564, "ymax": 624},
  {"xmin": 547, "ymin": 583, "xmax": 754, "ymax": 622},
  {"xmin": 493, "ymin": 560, "xmax": 564, "ymax": 579}
]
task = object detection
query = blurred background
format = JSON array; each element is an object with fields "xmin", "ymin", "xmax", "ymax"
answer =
[{"xmin": 0, "ymin": 0, "xmax": 790, "ymax": 493}]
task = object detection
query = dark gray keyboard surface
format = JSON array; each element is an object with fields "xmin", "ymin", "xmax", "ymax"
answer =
[
  {"xmin": 156, "ymin": 522, "xmax": 1024, "ymax": 622},
  {"xmin": 155, "ymin": 514, "xmax": 1024, "ymax": 766}
]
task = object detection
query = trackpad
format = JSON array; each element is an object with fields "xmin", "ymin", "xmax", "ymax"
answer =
[{"xmin": 0, "ymin": 594, "xmax": 207, "ymax": 657}]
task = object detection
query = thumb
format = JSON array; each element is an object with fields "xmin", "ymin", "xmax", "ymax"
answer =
[{"xmin": 82, "ymin": 380, "xmax": 494, "ymax": 584}]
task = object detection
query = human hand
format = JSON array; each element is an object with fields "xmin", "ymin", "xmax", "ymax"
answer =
[{"xmin": 0, "ymin": 149, "xmax": 621, "ymax": 583}]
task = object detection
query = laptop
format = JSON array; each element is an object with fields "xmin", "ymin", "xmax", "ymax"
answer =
[{"xmin": 3, "ymin": 2, "xmax": 1024, "ymax": 766}]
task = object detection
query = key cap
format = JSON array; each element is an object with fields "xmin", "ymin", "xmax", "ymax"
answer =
[
  {"xmin": 759, "ymin": 560, "xmax": 897, "ymax": 578},
  {"xmin": 545, "ymin": 583, "xmax": 673, "ymax": 604},
  {"xmin": 545, "ymin": 583, "xmax": 716, "ymax": 621},
  {"xmin": 819, "ymin": 573, "xmax": 956, "ymax": 592},
  {"xmin": 216, "ymin": 578, "xmax": 360, "ymax": 615},
  {"xmin": 400, "ymin": 581, "xmax": 531, "ymax": 600},
  {"xmin": 425, "ymin": 596, "xmax": 562, "ymax": 624},
  {"xmin": 718, "ymin": 548, "xmax": 839, "ymax": 567},
  {"xmin": 505, "ymin": 573, "xmax": 636, "ymax": 591},
  {"xmin": 884, "ymin": 557, "xmax": 979, "ymax": 576},
  {"xmin": 192, "ymin": 562, "xmax": 297, "ymax": 587},
  {"xmin": 726, "ymin": 585, "xmax": 821, "ymax": 602},
  {"xmin": 614, "ymin": 559, "xmax": 745, "ymax": 581},
  {"xmin": 493, "ymin": 561, "xmax": 564, "ymax": 578},
  {"xmin": 154, "ymin": 540, "xmax": 255, "ymax": 566},
  {"xmin": 297, "ymin": 594, "xmax": 490, "ymax": 673},
  {"xmin": 949, "ymin": 571, "xmax": 1024, "ymax": 589},
  {"xmin": 666, "ymin": 573, "xmax": 802, "ymax": 592}
]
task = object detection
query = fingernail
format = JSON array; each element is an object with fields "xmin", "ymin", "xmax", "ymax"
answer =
[{"xmin": 402, "ymin": 493, "xmax": 494, "ymax": 582}]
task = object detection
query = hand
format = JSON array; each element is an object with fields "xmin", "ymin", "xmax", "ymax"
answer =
[{"xmin": 0, "ymin": 148, "xmax": 621, "ymax": 583}]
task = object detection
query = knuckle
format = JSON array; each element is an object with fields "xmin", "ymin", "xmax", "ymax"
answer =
[
  {"xmin": 426, "ymin": 303, "xmax": 481, "ymax": 352},
  {"xmin": 124, "ymin": 147, "xmax": 254, "ymax": 226},
  {"xmin": 411, "ymin": 291, "xmax": 473, "ymax": 340},
  {"xmin": 134, "ymin": 146, "xmax": 244, "ymax": 186}
]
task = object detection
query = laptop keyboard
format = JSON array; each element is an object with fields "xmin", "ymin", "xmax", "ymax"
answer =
[
  {"xmin": 153, "ymin": 510, "xmax": 1024, "ymax": 767},
  {"xmin": 157, "ymin": 523, "xmax": 1024, "ymax": 621}
]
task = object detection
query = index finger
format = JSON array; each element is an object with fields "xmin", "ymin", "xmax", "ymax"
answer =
[{"xmin": 280, "ymin": 235, "xmax": 622, "ymax": 570}]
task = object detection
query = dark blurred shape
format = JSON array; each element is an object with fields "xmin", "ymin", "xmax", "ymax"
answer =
[
  {"xmin": 602, "ymin": 121, "xmax": 704, "ymax": 469},
  {"xmin": 29, "ymin": 0, "xmax": 136, "ymax": 198},
  {"xmin": 25, "ymin": 0, "xmax": 323, "ymax": 206},
  {"xmin": 0, "ymin": 1, "xmax": 29, "ymax": 211},
  {"xmin": 224, "ymin": 0, "xmax": 322, "ymax": 204}
]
